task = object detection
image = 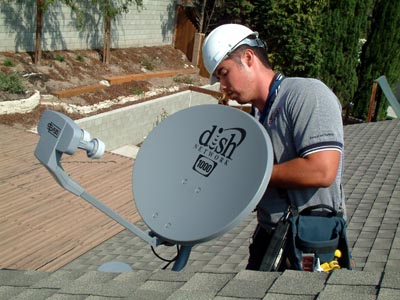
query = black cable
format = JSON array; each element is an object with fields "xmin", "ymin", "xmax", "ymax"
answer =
[{"xmin": 151, "ymin": 245, "xmax": 181, "ymax": 269}]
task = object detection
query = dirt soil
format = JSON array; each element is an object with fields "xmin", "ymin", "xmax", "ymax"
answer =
[{"xmin": 0, "ymin": 46, "xmax": 209, "ymax": 129}]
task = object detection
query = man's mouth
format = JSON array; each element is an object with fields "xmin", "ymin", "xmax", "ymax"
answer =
[
  {"xmin": 226, "ymin": 90, "xmax": 237, "ymax": 100},
  {"xmin": 231, "ymin": 94, "xmax": 241, "ymax": 102}
]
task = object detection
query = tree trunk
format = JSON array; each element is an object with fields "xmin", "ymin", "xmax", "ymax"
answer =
[
  {"xmin": 103, "ymin": 15, "xmax": 112, "ymax": 64},
  {"xmin": 34, "ymin": 0, "xmax": 44, "ymax": 65},
  {"xmin": 199, "ymin": 0, "xmax": 206, "ymax": 33}
]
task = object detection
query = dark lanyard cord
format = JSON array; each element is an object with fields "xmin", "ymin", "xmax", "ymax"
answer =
[{"xmin": 259, "ymin": 72, "xmax": 285, "ymax": 124}]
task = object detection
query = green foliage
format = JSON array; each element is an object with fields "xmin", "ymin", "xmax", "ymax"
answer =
[
  {"xmin": 252, "ymin": 0, "xmax": 325, "ymax": 77},
  {"xmin": 3, "ymin": 58, "xmax": 15, "ymax": 67},
  {"xmin": 75, "ymin": 54, "xmax": 85, "ymax": 62},
  {"xmin": 198, "ymin": 0, "xmax": 400, "ymax": 120},
  {"xmin": 68, "ymin": 0, "xmax": 143, "ymax": 26},
  {"xmin": 0, "ymin": 72, "xmax": 25, "ymax": 94},
  {"xmin": 65, "ymin": 0, "xmax": 144, "ymax": 64},
  {"xmin": 173, "ymin": 75, "xmax": 194, "ymax": 84},
  {"xmin": 353, "ymin": 0, "xmax": 400, "ymax": 120},
  {"xmin": 319, "ymin": 0, "xmax": 373, "ymax": 107},
  {"xmin": 198, "ymin": 0, "xmax": 255, "ymax": 33},
  {"xmin": 140, "ymin": 58, "xmax": 154, "ymax": 71},
  {"xmin": 55, "ymin": 54, "xmax": 65, "ymax": 62},
  {"xmin": 130, "ymin": 86, "xmax": 144, "ymax": 95},
  {"xmin": 94, "ymin": 0, "xmax": 143, "ymax": 18},
  {"xmin": 61, "ymin": 0, "xmax": 143, "ymax": 30}
]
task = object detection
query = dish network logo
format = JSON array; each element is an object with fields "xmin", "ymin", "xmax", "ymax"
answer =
[{"xmin": 193, "ymin": 125, "xmax": 246, "ymax": 177}]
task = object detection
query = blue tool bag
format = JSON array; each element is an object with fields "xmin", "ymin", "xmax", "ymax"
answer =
[{"xmin": 287, "ymin": 205, "xmax": 352, "ymax": 271}]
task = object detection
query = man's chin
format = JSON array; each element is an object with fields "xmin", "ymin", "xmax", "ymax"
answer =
[{"xmin": 234, "ymin": 98, "xmax": 246, "ymax": 105}]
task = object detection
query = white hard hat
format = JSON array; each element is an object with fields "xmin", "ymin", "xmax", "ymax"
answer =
[{"xmin": 202, "ymin": 24, "xmax": 265, "ymax": 84}]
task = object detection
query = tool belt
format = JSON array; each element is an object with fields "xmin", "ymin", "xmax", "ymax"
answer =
[{"xmin": 260, "ymin": 204, "xmax": 352, "ymax": 272}]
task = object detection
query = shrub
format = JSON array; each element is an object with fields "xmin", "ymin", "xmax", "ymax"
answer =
[
  {"xmin": 173, "ymin": 75, "xmax": 193, "ymax": 84},
  {"xmin": 55, "ymin": 54, "xmax": 65, "ymax": 62},
  {"xmin": 140, "ymin": 58, "xmax": 154, "ymax": 71},
  {"xmin": 0, "ymin": 72, "xmax": 25, "ymax": 94},
  {"xmin": 130, "ymin": 86, "xmax": 144, "ymax": 95},
  {"xmin": 3, "ymin": 58, "xmax": 15, "ymax": 67},
  {"xmin": 76, "ymin": 54, "xmax": 85, "ymax": 62}
]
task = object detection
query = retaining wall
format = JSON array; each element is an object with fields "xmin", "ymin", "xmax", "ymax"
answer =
[
  {"xmin": 76, "ymin": 88, "xmax": 218, "ymax": 151},
  {"xmin": 0, "ymin": 0, "xmax": 177, "ymax": 52}
]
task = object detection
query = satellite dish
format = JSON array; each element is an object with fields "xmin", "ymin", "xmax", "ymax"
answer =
[{"xmin": 133, "ymin": 104, "xmax": 273, "ymax": 245}]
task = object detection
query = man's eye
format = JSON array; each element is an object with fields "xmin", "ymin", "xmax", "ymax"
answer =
[{"xmin": 220, "ymin": 69, "xmax": 228, "ymax": 76}]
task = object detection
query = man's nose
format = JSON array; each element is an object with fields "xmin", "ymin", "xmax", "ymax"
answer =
[{"xmin": 219, "ymin": 80, "xmax": 228, "ymax": 93}]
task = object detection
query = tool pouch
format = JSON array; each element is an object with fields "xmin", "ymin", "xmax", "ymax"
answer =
[{"xmin": 287, "ymin": 204, "xmax": 352, "ymax": 271}]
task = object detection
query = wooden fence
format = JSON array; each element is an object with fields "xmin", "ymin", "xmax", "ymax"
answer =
[{"xmin": 174, "ymin": 5, "xmax": 209, "ymax": 79}]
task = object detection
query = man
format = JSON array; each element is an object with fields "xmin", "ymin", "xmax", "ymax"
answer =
[{"xmin": 202, "ymin": 24, "xmax": 346, "ymax": 270}]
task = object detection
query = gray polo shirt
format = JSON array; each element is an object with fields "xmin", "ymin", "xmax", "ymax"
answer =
[{"xmin": 254, "ymin": 77, "xmax": 345, "ymax": 231}]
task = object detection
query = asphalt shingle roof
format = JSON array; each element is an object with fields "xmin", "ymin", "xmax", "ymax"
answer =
[
  {"xmin": 1, "ymin": 268, "xmax": 400, "ymax": 299},
  {"xmin": 1, "ymin": 119, "xmax": 400, "ymax": 299}
]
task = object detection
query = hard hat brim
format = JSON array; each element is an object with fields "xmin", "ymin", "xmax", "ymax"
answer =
[{"xmin": 210, "ymin": 74, "xmax": 218, "ymax": 85}]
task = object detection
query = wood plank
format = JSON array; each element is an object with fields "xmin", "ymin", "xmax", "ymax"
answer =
[
  {"xmin": 104, "ymin": 68, "xmax": 197, "ymax": 85},
  {"xmin": 51, "ymin": 68, "xmax": 198, "ymax": 99},
  {"xmin": 52, "ymin": 83, "xmax": 106, "ymax": 98},
  {"xmin": 0, "ymin": 124, "xmax": 141, "ymax": 271}
]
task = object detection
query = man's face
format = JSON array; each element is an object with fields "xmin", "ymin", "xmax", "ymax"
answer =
[{"xmin": 214, "ymin": 54, "xmax": 254, "ymax": 105}]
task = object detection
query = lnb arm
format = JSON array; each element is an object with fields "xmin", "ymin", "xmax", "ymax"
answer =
[
  {"xmin": 34, "ymin": 110, "xmax": 161, "ymax": 248},
  {"xmin": 34, "ymin": 110, "xmax": 105, "ymax": 196}
]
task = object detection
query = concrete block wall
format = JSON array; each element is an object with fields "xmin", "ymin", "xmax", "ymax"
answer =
[
  {"xmin": 76, "ymin": 88, "xmax": 218, "ymax": 151},
  {"xmin": 0, "ymin": 0, "xmax": 177, "ymax": 52}
]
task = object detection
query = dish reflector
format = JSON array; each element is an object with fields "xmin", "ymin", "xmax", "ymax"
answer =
[{"xmin": 133, "ymin": 104, "xmax": 273, "ymax": 245}]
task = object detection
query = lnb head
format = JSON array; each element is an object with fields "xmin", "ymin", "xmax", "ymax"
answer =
[
  {"xmin": 78, "ymin": 131, "xmax": 105, "ymax": 159},
  {"xmin": 35, "ymin": 110, "xmax": 105, "ymax": 166},
  {"xmin": 35, "ymin": 110, "xmax": 106, "ymax": 195}
]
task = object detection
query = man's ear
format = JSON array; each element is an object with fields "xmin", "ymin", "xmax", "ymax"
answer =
[{"xmin": 242, "ymin": 49, "xmax": 255, "ymax": 67}]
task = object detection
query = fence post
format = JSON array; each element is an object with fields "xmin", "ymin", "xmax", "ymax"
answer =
[
  {"xmin": 367, "ymin": 81, "xmax": 378, "ymax": 122},
  {"xmin": 192, "ymin": 33, "xmax": 204, "ymax": 67}
]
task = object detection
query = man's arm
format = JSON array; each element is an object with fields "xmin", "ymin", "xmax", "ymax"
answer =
[{"xmin": 268, "ymin": 150, "xmax": 341, "ymax": 189}]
